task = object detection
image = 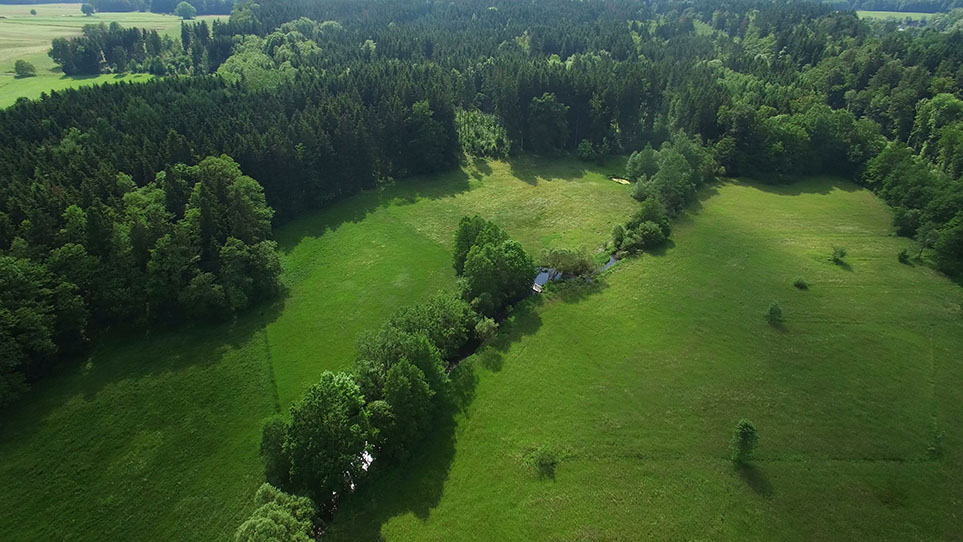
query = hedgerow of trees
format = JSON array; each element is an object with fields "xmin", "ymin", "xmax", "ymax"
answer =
[{"xmin": 253, "ymin": 217, "xmax": 532, "ymax": 529}]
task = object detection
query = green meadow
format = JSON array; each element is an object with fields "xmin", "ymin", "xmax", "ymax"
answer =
[
  {"xmin": 0, "ymin": 157, "xmax": 636, "ymax": 541},
  {"xmin": 327, "ymin": 178, "xmax": 963, "ymax": 541},
  {"xmin": 856, "ymin": 10, "xmax": 935, "ymax": 20},
  {"xmin": 0, "ymin": 3, "xmax": 224, "ymax": 107},
  {"xmin": 1, "ymin": 157, "xmax": 960, "ymax": 541}
]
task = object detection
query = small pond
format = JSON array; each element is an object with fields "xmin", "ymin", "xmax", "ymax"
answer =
[
  {"xmin": 534, "ymin": 267, "xmax": 562, "ymax": 287},
  {"xmin": 532, "ymin": 256, "xmax": 618, "ymax": 291}
]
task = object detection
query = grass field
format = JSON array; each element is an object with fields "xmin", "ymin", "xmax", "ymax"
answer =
[
  {"xmin": 0, "ymin": 3, "xmax": 225, "ymax": 107},
  {"xmin": 0, "ymin": 157, "xmax": 636, "ymax": 541},
  {"xmin": 1, "ymin": 159, "xmax": 960, "ymax": 541},
  {"xmin": 326, "ymin": 177, "xmax": 963, "ymax": 541},
  {"xmin": 857, "ymin": 10, "xmax": 935, "ymax": 20}
]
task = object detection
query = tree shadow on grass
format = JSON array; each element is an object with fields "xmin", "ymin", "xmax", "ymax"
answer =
[
  {"xmin": 0, "ymin": 295, "xmax": 288, "ymax": 432},
  {"xmin": 767, "ymin": 320, "xmax": 789, "ymax": 333},
  {"xmin": 273, "ymin": 166, "xmax": 473, "ymax": 255},
  {"xmin": 832, "ymin": 259, "xmax": 854, "ymax": 272},
  {"xmin": 325, "ymin": 414, "xmax": 458, "ymax": 542},
  {"xmin": 736, "ymin": 463, "xmax": 774, "ymax": 499},
  {"xmin": 644, "ymin": 239, "xmax": 677, "ymax": 258},
  {"xmin": 690, "ymin": 183, "xmax": 722, "ymax": 214},
  {"xmin": 506, "ymin": 154, "xmax": 588, "ymax": 186},
  {"xmin": 545, "ymin": 276, "xmax": 610, "ymax": 304},
  {"xmin": 469, "ymin": 156, "xmax": 493, "ymax": 180},
  {"xmin": 476, "ymin": 297, "xmax": 544, "ymax": 375},
  {"xmin": 737, "ymin": 175, "xmax": 862, "ymax": 196},
  {"xmin": 55, "ymin": 73, "xmax": 106, "ymax": 81}
]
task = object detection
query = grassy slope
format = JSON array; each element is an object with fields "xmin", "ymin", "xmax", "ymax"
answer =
[
  {"xmin": 0, "ymin": 3, "xmax": 225, "ymax": 107},
  {"xmin": 328, "ymin": 177, "xmax": 963, "ymax": 541},
  {"xmin": 0, "ymin": 157, "xmax": 634, "ymax": 541}
]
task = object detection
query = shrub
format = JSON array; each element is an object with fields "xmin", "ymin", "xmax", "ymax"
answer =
[
  {"xmin": 234, "ymin": 484, "xmax": 315, "ymax": 542},
  {"xmin": 14, "ymin": 60, "xmax": 36, "ymax": 78},
  {"xmin": 475, "ymin": 317, "xmax": 498, "ymax": 344},
  {"xmin": 81, "ymin": 3, "xmax": 94, "ymax": 15},
  {"xmin": 626, "ymin": 144, "xmax": 658, "ymax": 182},
  {"xmin": 385, "ymin": 291, "xmax": 478, "ymax": 360},
  {"xmin": 793, "ymin": 276, "xmax": 808, "ymax": 289},
  {"xmin": 831, "ymin": 245, "xmax": 847, "ymax": 263},
  {"xmin": 524, "ymin": 445, "xmax": 558, "ymax": 479},
  {"xmin": 767, "ymin": 301, "xmax": 783, "ymax": 324},
  {"xmin": 898, "ymin": 248, "xmax": 910, "ymax": 264},
  {"xmin": 175, "ymin": 1, "xmax": 197, "ymax": 19},
  {"xmin": 620, "ymin": 230, "xmax": 641, "ymax": 253},
  {"xmin": 730, "ymin": 419, "xmax": 758, "ymax": 464},
  {"xmin": 636, "ymin": 221, "xmax": 667, "ymax": 249},
  {"xmin": 628, "ymin": 196, "xmax": 671, "ymax": 237},
  {"xmin": 378, "ymin": 360, "xmax": 434, "ymax": 461},
  {"xmin": 612, "ymin": 224, "xmax": 624, "ymax": 249},
  {"xmin": 541, "ymin": 247, "xmax": 594, "ymax": 276},
  {"xmin": 576, "ymin": 139, "xmax": 597, "ymax": 162},
  {"xmin": 355, "ymin": 328, "xmax": 447, "ymax": 402},
  {"xmin": 455, "ymin": 216, "xmax": 536, "ymax": 316},
  {"xmin": 630, "ymin": 177, "xmax": 651, "ymax": 201}
]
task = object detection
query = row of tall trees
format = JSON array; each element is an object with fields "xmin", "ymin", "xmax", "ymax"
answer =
[
  {"xmin": 88, "ymin": 0, "xmax": 234, "ymax": 15},
  {"xmin": 48, "ymin": 21, "xmax": 233, "ymax": 75}
]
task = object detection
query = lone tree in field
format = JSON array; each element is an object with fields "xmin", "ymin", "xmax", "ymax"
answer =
[
  {"xmin": 767, "ymin": 301, "xmax": 783, "ymax": 325},
  {"xmin": 81, "ymin": 3, "xmax": 95, "ymax": 16},
  {"xmin": 30, "ymin": 8, "xmax": 37, "ymax": 15},
  {"xmin": 831, "ymin": 245, "xmax": 847, "ymax": 264},
  {"xmin": 730, "ymin": 419, "xmax": 758, "ymax": 464},
  {"xmin": 14, "ymin": 60, "xmax": 36, "ymax": 78},
  {"xmin": 175, "ymin": 1, "xmax": 197, "ymax": 20}
]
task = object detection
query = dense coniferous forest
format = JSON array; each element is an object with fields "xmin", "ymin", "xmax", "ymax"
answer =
[{"xmin": 2, "ymin": 1, "xmax": 963, "ymax": 534}]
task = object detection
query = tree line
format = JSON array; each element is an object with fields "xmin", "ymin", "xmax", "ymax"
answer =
[
  {"xmin": 247, "ymin": 218, "xmax": 532, "ymax": 535},
  {"xmin": 825, "ymin": 0, "xmax": 963, "ymax": 13},
  {"xmin": 86, "ymin": 0, "xmax": 234, "ymax": 15}
]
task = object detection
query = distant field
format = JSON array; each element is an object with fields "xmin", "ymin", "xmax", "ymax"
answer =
[
  {"xmin": 857, "ymin": 10, "xmax": 934, "ymax": 20},
  {"xmin": 0, "ymin": 157, "xmax": 636, "ymax": 541},
  {"xmin": 328, "ymin": 177, "xmax": 963, "ymax": 541},
  {"xmin": 0, "ymin": 3, "xmax": 225, "ymax": 107},
  {"xmin": 0, "ymin": 72, "xmax": 153, "ymax": 107}
]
